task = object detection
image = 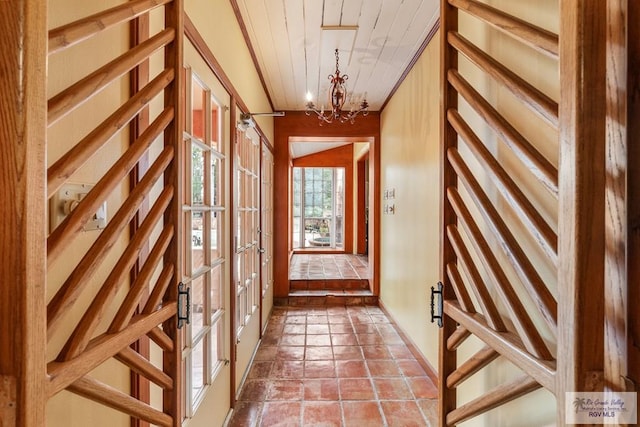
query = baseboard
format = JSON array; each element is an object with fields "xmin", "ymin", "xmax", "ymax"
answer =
[{"xmin": 378, "ymin": 299, "xmax": 439, "ymax": 384}]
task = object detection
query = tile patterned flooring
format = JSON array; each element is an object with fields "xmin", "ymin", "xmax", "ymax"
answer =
[
  {"xmin": 289, "ymin": 254, "xmax": 370, "ymax": 280},
  {"xmin": 228, "ymin": 305, "xmax": 438, "ymax": 426}
]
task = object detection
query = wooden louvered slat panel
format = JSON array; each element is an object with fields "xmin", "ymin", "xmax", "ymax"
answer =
[
  {"xmin": 48, "ymin": 28, "xmax": 175, "ymax": 126},
  {"xmin": 448, "ymin": 147, "xmax": 557, "ymax": 331},
  {"xmin": 445, "ymin": 301, "xmax": 556, "ymax": 392},
  {"xmin": 67, "ymin": 376, "xmax": 173, "ymax": 427},
  {"xmin": 448, "ymin": 187, "xmax": 553, "ymax": 360},
  {"xmin": 448, "ymin": 0, "xmax": 558, "ymax": 58},
  {"xmin": 47, "ymin": 147, "xmax": 175, "ymax": 334},
  {"xmin": 448, "ymin": 31, "xmax": 559, "ymax": 128},
  {"xmin": 48, "ymin": 0, "xmax": 173, "ymax": 54},
  {"xmin": 58, "ymin": 187, "xmax": 174, "ymax": 361}
]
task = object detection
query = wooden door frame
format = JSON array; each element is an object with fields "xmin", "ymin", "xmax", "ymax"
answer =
[
  {"xmin": 356, "ymin": 153, "xmax": 369, "ymax": 255},
  {"xmin": 0, "ymin": 0, "xmax": 48, "ymax": 425}
]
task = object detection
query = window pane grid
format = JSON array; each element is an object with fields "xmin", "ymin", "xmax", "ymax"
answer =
[{"xmin": 183, "ymin": 68, "xmax": 226, "ymax": 415}]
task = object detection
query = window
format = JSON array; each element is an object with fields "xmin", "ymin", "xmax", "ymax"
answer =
[
  {"xmin": 182, "ymin": 69, "xmax": 226, "ymax": 413},
  {"xmin": 293, "ymin": 167, "xmax": 345, "ymax": 249}
]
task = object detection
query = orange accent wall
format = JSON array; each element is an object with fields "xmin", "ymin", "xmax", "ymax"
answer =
[
  {"xmin": 273, "ymin": 111, "xmax": 381, "ymax": 298},
  {"xmin": 293, "ymin": 144, "xmax": 355, "ymax": 253}
]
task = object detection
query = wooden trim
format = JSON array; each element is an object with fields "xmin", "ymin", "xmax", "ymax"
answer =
[
  {"xmin": 48, "ymin": 28, "xmax": 175, "ymax": 127},
  {"xmin": 228, "ymin": 0, "xmax": 275, "ymax": 111},
  {"xmin": 446, "ymin": 375, "xmax": 542, "ymax": 425},
  {"xmin": 229, "ymin": 101, "xmax": 238, "ymax": 409},
  {"xmin": 448, "ymin": 31, "xmax": 559, "ymax": 128},
  {"xmin": 448, "ymin": 0, "xmax": 558, "ymax": 58},
  {"xmin": 445, "ymin": 301, "xmax": 556, "ymax": 392},
  {"xmin": 162, "ymin": 0, "xmax": 184, "ymax": 423},
  {"xmin": 0, "ymin": 0, "xmax": 47, "ymax": 424},
  {"xmin": 377, "ymin": 301, "xmax": 438, "ymax": 384},
  {"xmin": 48, "ymin": 0, "xmax": 173, "ymax": 54},
  {"xmin": 628, "ymin": 0, "xmax": 640, "ymax": 393},
  {"xmin": 380, "ymin": 19, "xmax": 440, "ymax": 112},
  {"xmin": 438, "ymin": 0, "xmax": 459, "ymax": 424},
  {"xmin": 557, "ymin": 2, "xmax": 606, "ymax": 424},
  {"xmin": 605, "ymin": 0, "xmax": 639, "ymax": 397},
  {"xmin": 129, "ymin": 10, "xmax": 152, "ymax": 426},
  {"xmin": 356, "ymin": 154, "xmax": 368, "ymax": 254}
]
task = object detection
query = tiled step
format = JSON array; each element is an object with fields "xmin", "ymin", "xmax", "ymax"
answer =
[
  {"xmin": 290, "ymin": 278, "xmax": 369, "ymax": 291},
  {"xmin": 276, "ymin": 290, "xmax": 378, "ymax": 307}
]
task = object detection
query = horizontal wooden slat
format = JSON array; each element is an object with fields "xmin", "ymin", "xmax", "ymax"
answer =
[
  {"xmin": 48, "ymin": 0, "xmax": 173, "ymax": 54},
  {"xmin": 448, "ymin": 0, "xmax": 558, "ymax": 58},
  {"xmin": 67, "ymin": 376, "xmax": 172, "ymax": 427},
  {"xmin": 446, "ymin": 374, "xmax": 541, "ymax": 425},
  {"xmin": 447, "ymin": 104, "xmax": 558, "ymax": 265},
  {"xmin": 448, "ymin": 69, "xmax": 558, "ymax": 197},
  {"xmin": 115, "ymin": 347, "xmax": 173, "ymax": 390},
  {"xmin": 58, "ymin": 187, "xmax": 174, "ymax": 361},
  {"xmin": 48, "ymin": 303, "xmax": 176, "ymax": 396},
  {"xmin": 447, "ymin": 346, "xmax": 500, "ymax": 388},
  {"xmin": 448, "ymin": 187, "xmax": 553, "ymax": 360},
  {"xmin": 445, "ymin": 300, "xmax": 555, "ymax": 391},
  {"xmin": 47, "ymin": 69, "xmax": 174, "ymax": 196},
  {"xmin": 109, "ymin": 226, "xmax": 174, "ymax": 333},
  {"xmin": 447, "ymin": 326, "xmax": 472, "ymax": 351},
  {"xmin": 48, "ymin": 28, "xmax": 175, "ymax": 126},
  {"xmin": 447, "ymin": 225, "xmax": 506, "ymax": 331},
  {"xmin": 47, "ymin": 147, "xmax": 175, "ymax": 335},
  {"xmin": 446, "ymin": 262, "xmax": 476, "ymax": 313},
  {"xmin": 448, "ymin": 148, "xmax": 558, "ymax": 331},
  {"xmin": 47, "ymin": 104, "xmax": 174, "ymax": 262},
  {"xmin": 448, "ymin": 31, "xmax": 559, "ymax": 128}
]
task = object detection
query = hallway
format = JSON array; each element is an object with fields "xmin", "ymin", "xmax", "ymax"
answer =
[
  {"xmin": 289, "ymin": 254, "xmax": 370, "ymax": 280},
  {"xmin": 228, "ymin": 305, "xmax": 438, "ymax": 426}
]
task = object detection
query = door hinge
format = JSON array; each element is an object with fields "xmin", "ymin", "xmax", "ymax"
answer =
[
  {"xmin": 430, "ymin": 282, "xmax": 444, "ymax": 328},
  {"xmin": 177, "ymin": 282, "xmax": 191, "ymax": 329}
]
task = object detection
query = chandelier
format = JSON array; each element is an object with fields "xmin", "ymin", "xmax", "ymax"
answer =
[{"xmin": 305, "ymin": 49, "xmax": 369, "ymax": 125}]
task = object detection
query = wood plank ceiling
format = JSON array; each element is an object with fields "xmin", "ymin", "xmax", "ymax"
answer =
[{"xmin": 233, "ymin": 0, "xmax": 440, "ymax": 112}]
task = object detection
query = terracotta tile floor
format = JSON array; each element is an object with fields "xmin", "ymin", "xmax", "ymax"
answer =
[
  {"xmin": 228, "ymin": 305, "xmax": 438, "ymax": 426},
  {"xmin": 289, "ymin": 254, "xmax": 370, "ymax": 280}
]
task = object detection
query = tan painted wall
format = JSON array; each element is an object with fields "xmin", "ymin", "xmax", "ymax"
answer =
[
  {"xmin": 379, "ymin": 31, "xmax": 441, "ymax": 368},
  {"xmin": 380, "ymin": 1, "xmax": 559, "ymax": 424},
  {"xmin": 185, "ymin": 0, "xmax": 274, "ymax": 143}
]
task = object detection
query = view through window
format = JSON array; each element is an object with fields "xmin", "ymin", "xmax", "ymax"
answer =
[{"xmin": 292, "ymin": 167, "xmax": 344, "ymax": 249}]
